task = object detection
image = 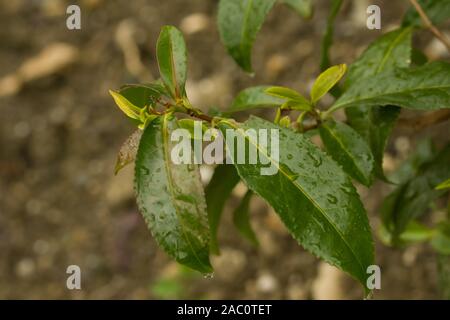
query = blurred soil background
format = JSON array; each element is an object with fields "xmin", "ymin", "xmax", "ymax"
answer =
[{"xmin": 0, "ymin": 0, "xmax": 449, "ymax": 299}]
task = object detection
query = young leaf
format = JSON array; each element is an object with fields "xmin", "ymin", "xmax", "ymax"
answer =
[
  {"xmin": 344, "ymin": 28, "xmax": 412, "ymax": 180},
  {"xmin": 311, "ymin": 64, "xmax": 347, "ymax": 104},
  {"xmin": 205, "ymin": 164, "xmax": 241, "ymax": 254},
  {"xmin": 135, "ymin": 115, "xmax": 212, "ymax": 273},
  {"xmin": 115, "ymin": 129, "xmax": 143, "ymax": 175},
  {"xmin": 319, "ymin": 120, "xmax": 375, "ymax": 186},
  {"xmin": 229, "ymin": 86, "xmax": 285, "ymax": 112},
  {"xmin": 381, "ymin": 143, "xmax": 450, "ymax": 239},
  {"xmin": 266, "ymin": 87, "xmax": 310, "ymax": 104},
  {"xmin": 156, "ymin": 26, "xmax": 188, "ymax": 100},
  {"xmin": 320, "ymin": 0, "xmax": 343, "ymax": 71},
  {"xmin": 119, "ymin": 83, "xmax": 167, "ymax": 107},
  {"xmin": 177, "ymin": 119, "xmax": 208, "ymax": 141},
  {"xmin": 282, "ymin": 0, "xmax": 313, "ymax": 19},
  {"xmin": 218, "ymin": 116, "xmax": 374, "ymax": 290},
  {"xmin": 331, "ymin": 62, "xmax": 450, "ymax": 112},
  {"xmin": 218, "ymin": 0, "xmax": 276, "ymax": 73},
  {"xmin": 233, "ymin": 190, "xmax": 259, "ymax": 246},
  {"xmin": 402, "ymin": 0, "xmax": 450, "ymax": 27},
  {"xmin": 109, "ymin": 90, "xmax": 141, "ymax": 120},
  {"xmin": 436, "ymin": 178, "xmax": 450, "ymax": 190}
]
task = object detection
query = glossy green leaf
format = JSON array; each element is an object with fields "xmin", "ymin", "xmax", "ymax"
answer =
[
  {"xmin": 402, "ymin": 0, "xmax": 450, "ymax": 27},
  {"xmin": 156, "ymin": 26, "xmax": 188, "ymax": 99},
  {"xmin": 345, "ymin": 28, "xmax": 412, "ymax": 180},
  {"xmin": 229, "ymin": 86, "xmax": 285, "ymax": 112},
  {"xmin": 381, "ymin": 143, "xmax": 450, "ymax": 239},
  {"xmin": 311, "ymin": 64, "xmax": 347, "ymax": 104},
  {"xmin": 218, "ymin": 0, "xmax": 276, "ymax": 73},
  {"xmin": 436, "ymin": 178, "xmax": 450, "ymax": 190},
  {"xmin": 135, "ymin": 115, "xmax": 212, "ymax": 273},
  {"xmin": 218, "ymin": 116, "xmax": 374, "ymax": 289},
  {"xmin": 346, "ymin": 106, "xmax": 400, "ymax": 181},
  {"xmin": 282, "ymin": 0, "xmax": 313, "ymax": 19},
  {"xmin": 331, "ymin": 62, "xmax": 450, "ymax": 112},
  {"xmin": 320, "ymin": 0, "xmax": 343, "ymax": 72},
  {"xmin": 233, "ymin": 190, "xmax": 259, "ymax": 246},
  {"xmin": 115, "ymin": 129, "xmax": 143, "ymax": 175},
  {"xmin": 205, "ymin": 164, "xmax": 241, "ymax": 254},
  {"xmin": 345, "ymin": 28, "xmax": 413, "ymax": 89},
  {"xmin": 319, "ymin": 120, "xmax": 374, "ymax": 186}
]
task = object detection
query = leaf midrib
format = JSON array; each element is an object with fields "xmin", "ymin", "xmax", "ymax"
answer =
[{"xmin": 221, "ymin": 119, "xmax": 366, "ymax": 276}]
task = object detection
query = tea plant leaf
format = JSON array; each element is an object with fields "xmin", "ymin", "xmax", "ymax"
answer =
[
  {"xmin": 156, "ymin": 26, "xmax": 188, "ymax": 100},
  {"xmin": 381, "ymin": 143, "xmax": 450, "ymax": 239},
  {"xmin": 218, "ymin": 0, "xmax": 276, "ymax": 73},
  {"xmin": 320, "ymin": 0, "xmax": 343, "ymax": 71},
  {"xmin": 218, "ymin": 116, "xmax": 374, "ymax": 289},
  {"xmin": 436, "ymin": 178, "xmax": 450, "ymax": 190},
  {"xmin": 135, "ymin": 115, "xmax": 212, "ymax": 273},
  {"xmin": 115, "ymin": 129, "xmax": 143, "ymax": 175},
  {"xmin": 282, "ymin": 0, "xmax": 313, "ymax": 19},
  {"xmin": 345, "ymin": 28, "xmax": 413, "ymax": 88},
  {"xmin": 311, "ymin": 64, "xmax": 346, "ymax": 104},
  {"xmin": 330, "ymin": 62, "xmax": 450, "ymax": 112},
  {"xmin": 233, "ymin": 190, "xmax": 259, "ymax": 246},
  {"xmin": 319, "ymin": 120, "xmax": 374, "ymax": 186},
  {"xmin": 205, "ymin": 164, "xmax": 241, "ymax": 254},
  {"xmin": 403, "ymin": 0, "xmax": 450, "ymax": 27},
  {"xmin": 344, "ymin": 28, "xmax": 412, "ymax": 180},
  {"xmin": 109, "ymin": 90, "xmax": 141, "ymax": 120},
  {"xmin": 119, "ymin": 83, "xmax": 167, "ymax": 107},
  {"xmin": 177, "ymin": 119, "xmax": 208, "ymax": 141},
  {"xmin": 229, "ymin": 86, "xmax": 285, "ymax": 112}
]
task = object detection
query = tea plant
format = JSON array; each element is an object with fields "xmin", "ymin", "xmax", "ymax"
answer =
[{"xmin": 109, "ymin": 0, "xmax": 450, "ymax": 296}]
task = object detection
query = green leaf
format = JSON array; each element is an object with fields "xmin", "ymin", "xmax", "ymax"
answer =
[
  {"xmin": 346, "ymin": 106, "xmax": 400, "ymax": 181},
  {"xmin": 135, "ymin": 115, "xmax": 212, "ymax": 273},
  {"xmin": 436, "ymin": 178, "xmax": 450, "ymax": 190},
  {"xmin": 119, "ymin": 82, "xmax": 167, "ymax": 107},
  {"xmin": 344, "ymin": 28, "xmax": 412, "ymax": 180},
  {"xmin": 379, "ymin": 220, "xmax": 433, "ymax": 246},
  {"xmin": 109, "ymin": 90, "xmax": 141, "ymax": 120},
  {"xmin": 115, "ymin": 129, "xmax": 143, "ymax": 175},
  {"xmin": 218, "ymin": 116, "xmax": 374, "ymax": 290},
  {"xmin": 177, "ymin": 119, "xmax": 208, "ymax": 141},
  {"xmin": 331, "ymin": 62, "xmax": 450, "ymax": 112},
  {"xmin": 229, "ymin": 86, "xmax": 285, "ymax": 112},
  {"xmin": 205, "ymin": 164, "xmax": 241, "ymax": 254},
  {"xmin": 381, "ymin": 143, "xmax": 450, "ymax": 239},
  {"xmin": 320, "ymin": 0, "xmax": 343, "ymax": 72},
  {"xmin": 266, "ymin": 86, "xmax": 310, "ymax": 104},
  {"xmin": 431, "ymin": 223, "xmax": 450, "ymax": 255},
  {"xmin": 218, "ymin": 0, "xmax": 276, "ymax": 73},
  {"xmin": 156, "ymin": 26, "xmax": 188, "ymax": 100},
  {"xmin": 345, "ymin": 28, "xmax": 413, "ymax": 89},
  {"xmin": 282, "ymin": 0, "xmax": 313, "ymax": 19},
  {"xmin": 319, "ymin": 120, "xmax": 374, "ymax": 186},
  {"xmin": 311, "ymin": 64, "xmax": 347, "ymax": 104},
  {"xmin": 402, "ymin": 0, "xmax": 450, "ymax": 27},
  {"xmin": 233, "ymin": 190, "xmax": 259, "ymax": 246}
]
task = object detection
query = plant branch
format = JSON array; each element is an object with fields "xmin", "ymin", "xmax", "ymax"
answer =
[
  {"xmin": 409, "ymin": 0, "xmax": 450, "ymax": 52},
  {"xmin": 398, "ymin": 109, "xmax": 450, "ymax": 130}
]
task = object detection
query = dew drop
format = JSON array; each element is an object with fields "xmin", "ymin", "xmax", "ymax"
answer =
[
  {"xmin": 287, "ymin": 154, "xmax": 293, "ymax": 160},
  {"xmin": 327, "ymin": 194, "xmax": 338, "ymax": 204}
]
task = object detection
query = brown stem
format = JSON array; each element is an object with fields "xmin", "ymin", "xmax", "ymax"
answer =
[
  {"xmin": 409, "ymin": 0, "xmax": 450, "ymax": 52},
  {"xmin": 398, "ymin": 109, "xmax": 450, "ymax": 130}
]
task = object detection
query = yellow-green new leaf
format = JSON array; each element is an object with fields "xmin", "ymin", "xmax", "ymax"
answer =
[
  {"xmin": 436, "ymin": 178, "xmax": 450, "ymax": 190},
  {"xmin": 109, "ymin": 90, "xmax": 141, "ymax": 120},
  {"xmin": 311, "ymin": 64, "xmax": 347, "ymax": 104}
]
